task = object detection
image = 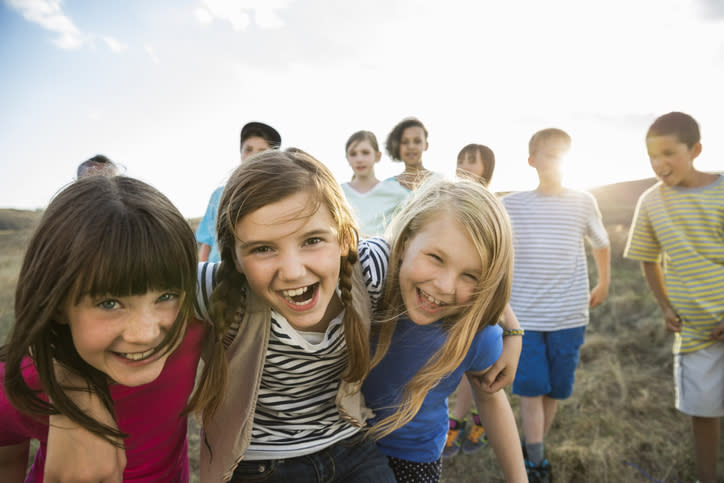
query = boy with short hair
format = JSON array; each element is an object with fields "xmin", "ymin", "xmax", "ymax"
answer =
[
  {"xmin": 624, "ymin": 111, "xmax": 723, "ymax": 483},
  {"xmin": 502, "ymin": 128, "xmax": 611, "ymax": 482},
  {"xmin": 196, "ymin": 121, "xmax": 281, "ymax": 262}
]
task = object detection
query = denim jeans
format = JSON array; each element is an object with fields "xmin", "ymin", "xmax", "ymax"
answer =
[{"xmin": 230, "ymin": 431, "xmax": 396, "ymax": 482}]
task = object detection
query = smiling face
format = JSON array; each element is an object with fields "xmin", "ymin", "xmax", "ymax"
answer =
[
  {"xmin": 646, "ymin": 134, "xmax": 702, "ymax": 187},
  {"xmin": 62, "ymin": 290, "xmax": 183, "ymax": 387},
  {"xmin": 346, "ymin": 139, "xmax": 381, "ymax": 178},
  {"xmin": 398, "ymin": 213, "xmax": 481, "ymax": 326},
  {"xmin": 234, "ymin": 190, "xmax": 348, "ymax": 332},
  {"xmin": 399, "ymin": 126, "xmax": 428, "ymax": 168}
]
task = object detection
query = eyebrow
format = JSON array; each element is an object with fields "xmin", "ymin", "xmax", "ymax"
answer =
[{"xmin": 237, "ymin": 227, "xmax": 335, "ymax": 250}]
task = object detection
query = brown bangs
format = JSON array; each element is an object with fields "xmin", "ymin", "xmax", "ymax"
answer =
[{"xmin": 72, "ymin": 206, "xmax": 196, "ymax": 303}]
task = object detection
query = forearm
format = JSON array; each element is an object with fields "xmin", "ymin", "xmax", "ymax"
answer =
[
  {"xmin": 0, "ymin": 442, "xmax": 30, "ymax": 483},
  {"xmin": 641, "ymin": 261, "xmax": 673, "ymax": 313},
  {"xmin": 498, "ymin": 303, "xmax": 521, "ymax": 331},
  {"xmin": 473, "ymin": 390, "xmax": 526, "ymax": 482},
  {"xmin": 592, "ymin": 245, "xmax": 611, "ymax": 289}
]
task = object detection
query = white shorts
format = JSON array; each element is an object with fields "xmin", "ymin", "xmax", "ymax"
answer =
[{"xmin": 674, "ymin": 342, "xmax": 724, "ymax": 417}]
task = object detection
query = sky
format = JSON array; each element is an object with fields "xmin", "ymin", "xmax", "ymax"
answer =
[{"xmin": 1, "ymin": 0, "xmax": 723, "ymax": 218}]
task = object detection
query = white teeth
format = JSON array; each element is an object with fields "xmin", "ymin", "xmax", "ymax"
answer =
[
  {"xmin": 116, "ymin": 347, "xmax": 155, "ymax": 361},
  {"xmin": 282, "ymin": 286, "xmax": 309, "ymax": 297},
  {"xmin": 420, "ymin": 289, "xmax": 444, "ymax": 306},
  {"xmin": 282, "ymin": 285, "xmax": 314, "ymax": 305}
]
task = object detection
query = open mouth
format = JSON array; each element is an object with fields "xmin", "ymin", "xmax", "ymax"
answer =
[
  {"xmin": 113, "ymin": 346, "xmax": 157, "ymax": 362},
  {"xmin": 417, "ymin": 287, "xmax": 447, "ymax": 310},
  {"xmin": 281, "ymin": 283, "xmax": 319, "ymax": 306}
]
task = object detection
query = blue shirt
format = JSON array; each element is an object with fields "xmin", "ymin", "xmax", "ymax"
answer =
[
  {"xmin": 362, "ymin": 319, "xmax": 503, "ymax": 462},
  {"xmin": 196, "ymin": 186, "xmax": 223, "ymax": 263}
]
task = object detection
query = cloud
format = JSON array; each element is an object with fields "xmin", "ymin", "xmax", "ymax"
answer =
[
  {"xmin": 144, "ymin": 44, "xmax": 160, "ymax": 64},
  {"xmin": 194, "ymin": 0, "xmax": 291, "ymax": 31},
  {"xmin": 102, "ymin": 36, "xmax": 127, "ymax": 53},
  {"xmin": 5, "ymin": 0, "xmax": 84, "ymax": 48}
]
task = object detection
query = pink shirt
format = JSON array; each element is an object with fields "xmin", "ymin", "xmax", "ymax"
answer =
[{"xmin": 1, "ymin": 320, "xmax": 206, "ymax": 482}]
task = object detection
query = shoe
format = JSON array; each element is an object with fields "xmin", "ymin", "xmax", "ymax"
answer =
[
  {"xmin": 442, "ymin": 417, "xmax": 465, "ymax": 459},
  {"xmin": 460, "ymin": 411, "xmax": 488, "ymax": 454},
  {"xmin": 525, "ymin": 458, "xmax": 552, "ymax": 483}
]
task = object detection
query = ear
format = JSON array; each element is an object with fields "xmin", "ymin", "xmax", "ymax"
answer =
[
  {"xmin": 424, "ymin": 140, "xmax": 429, "ymax": 152},
  {"xmin": 375, "ymin": 151, "xmax": 382, "ymax": 163},
  {"xmin": 690, "ymin": 142, "xmax": 702, "ymax": 160},
  {"xmin": 528, "ymin": 156, "xmax": 535, "ymax": 167}
]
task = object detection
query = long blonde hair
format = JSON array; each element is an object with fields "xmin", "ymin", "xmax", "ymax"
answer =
[
  {"xmin": 370, "ymin": 178, "xmax": 513, "ymax": 438},
  {"xmin": 211, "ymin": 150, "xmax": 371, "ymax": 383}
]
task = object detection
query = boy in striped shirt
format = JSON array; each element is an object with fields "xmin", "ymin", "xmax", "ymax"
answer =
[
  {"xmin": 502, "ymin": 128, "xmax": 611, "ymax": 482},
  {"xmin": 624, "ymin": 111, "xmax": 723, "ymax": 483}
]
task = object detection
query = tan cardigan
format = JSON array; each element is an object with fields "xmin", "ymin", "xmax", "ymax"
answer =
[{"xmin": 200, "ymin": 264, "xmax": 374, "ymax": 482}]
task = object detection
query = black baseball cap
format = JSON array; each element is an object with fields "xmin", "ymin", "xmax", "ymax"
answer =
[{"xmin": 240, "ymin": 121, "xmax": 282, "ymax": 149}]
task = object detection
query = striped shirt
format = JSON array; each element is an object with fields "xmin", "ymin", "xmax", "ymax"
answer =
[
  {"xmin": 195, "ymin": 237, "xmax": 390, "ymax": 460},
  {"xmin": 502, "ymin": 189, "xmax": 609, "ymax": 331},
  {"xmin": 624, "ymin": 175, "xmax": 724, "ymax": 353}
]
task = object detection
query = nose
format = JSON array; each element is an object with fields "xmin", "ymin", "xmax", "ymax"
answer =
[
  {"xmin": 124, "ymin": 307, "xmax": 161, "ymax": 344},
  {"xmin": 435, "ymin": 270, "xmax": 457, "ymax": 297},
  {"xmin": 278, "ymin": 250, "xmax": 306, "ymax": 282}
]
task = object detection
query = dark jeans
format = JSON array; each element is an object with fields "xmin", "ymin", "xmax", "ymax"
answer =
[{"xmin": 230, "ymin": 431, "xmax": 396, "ymax": 483}]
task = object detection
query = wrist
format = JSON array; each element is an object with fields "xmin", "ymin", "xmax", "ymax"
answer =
[{"xmin": 502, "ymin": 329, "xmax": 524, "ymax": 337}]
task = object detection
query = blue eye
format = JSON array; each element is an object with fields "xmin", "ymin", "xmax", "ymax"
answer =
[
  {"xmin": 158, "ymin": 292, "xmax": 179, "ymax": 302},
  {"xmin": 97, "ymin": 299, "xmax": 119, "ymax": 310}
]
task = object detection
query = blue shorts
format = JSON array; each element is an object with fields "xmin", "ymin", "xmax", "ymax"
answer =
[{"xmin": 512, "ymin": 326, "xmax": 586, "ymax": 399}]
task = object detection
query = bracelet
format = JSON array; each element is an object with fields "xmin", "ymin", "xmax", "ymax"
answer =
[{"xmin": 502, "ymin": 329, "xmax": 524, "ymax": 337}]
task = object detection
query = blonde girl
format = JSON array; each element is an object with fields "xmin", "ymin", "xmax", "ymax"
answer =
[
  {"xmin": 361, "ymin": 179, "xmax": 526, "ymax": 482},
  {"xmin": 341, "ymin": 130, "xmax": 410, "ymax": 237},
  {"xmin": 195, "ymin": 150, "xmax": 396, "ymax": 482},
  {"xmin": 0, "ymin": 176, "xmax": 225, "ymax": 482}
]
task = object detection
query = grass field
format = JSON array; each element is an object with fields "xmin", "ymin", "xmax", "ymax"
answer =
[{"xmin": 1, "ymin": 178, "xmax": 722, "ymax": 482}]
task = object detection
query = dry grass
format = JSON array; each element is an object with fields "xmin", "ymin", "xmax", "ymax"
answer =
[{"xmin": 1, "ymin": 205, "xmax": 722, "ymax": 482}]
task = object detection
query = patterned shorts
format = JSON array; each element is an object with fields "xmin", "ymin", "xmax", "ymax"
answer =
[{"xmin": 387, "ymin": 456, "xmax": 442, "ymax": 483}]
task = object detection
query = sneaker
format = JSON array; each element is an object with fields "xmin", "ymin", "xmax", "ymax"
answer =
[
  {"xmin": 442, "ymin": 417, "xmax": 465, "ymax": 459},
  {"xmin": 525, "ymin": 458, "xmax": 552, "ymax": 483},
  {"xmin": 460, "ymin": 412, "xmax": 488, "ymax": 454}
]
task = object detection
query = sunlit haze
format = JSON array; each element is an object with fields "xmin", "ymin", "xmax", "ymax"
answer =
[{"xmin": 1, "ymin": 0, "xmax": 722, "ymax": 217}]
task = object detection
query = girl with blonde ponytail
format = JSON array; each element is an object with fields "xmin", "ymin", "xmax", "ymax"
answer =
[{"xmin": 361, "ymin": 178, "xmax": 526, "ymax": 483}]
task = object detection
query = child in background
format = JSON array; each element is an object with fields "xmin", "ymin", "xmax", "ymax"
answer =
[
  {"xmin": 385, "ymin": 117, "xmax": 435, "ymax": 191},
  {"xmin": 624, "ymin": 112, "xmax": 723, "ymax": 483},
  {"xmin": 362, "ymin": 178, "xmax": 527, "ymax": 483},
  {"xmin": 503, "ymin": 128, "xmax": 610, "ymax": 482},
  {"xmin": 0, "ymin": 176, "xmax": 225, "ymax": 482},
  {"xmin": 444, "ymin": 143, "xmax": 507, "ymax": 458},
  {"xmin": 195, "ymin": 150, "xmax": 396, "ymax": 482},
  {"xmin": 455, "ymin": 143, "xmax": 496, "ymax": 186},
  {"xmin": 341, "ymin": 130, "xmax": 410, "ymax": 237},
  {"xmin": 196, "ymin": 121, "xmax": 282, "ymax": 262}
]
